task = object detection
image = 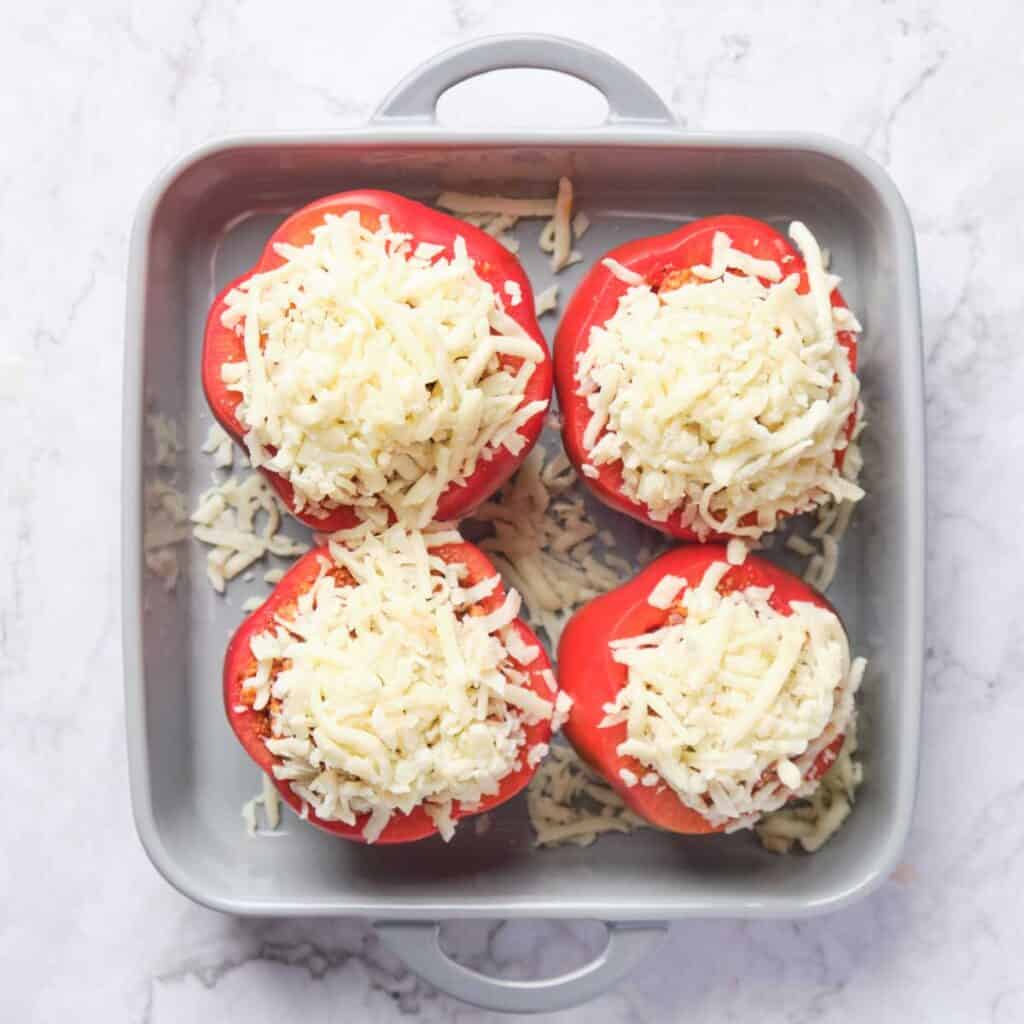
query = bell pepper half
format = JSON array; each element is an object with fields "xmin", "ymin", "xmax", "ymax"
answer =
[
  {"xmin": 224, "ymin": 540, "xmax": 557, "ymax": 843},
  {"xmin": 558, "ymin": 544, "xmax": 846, "ymax": 834},
  {"xmin": 203, "ymin": 190, "xmax": 552, "ymax": 531},
  {"xmin": 554, "ymin": 215, "xmax": 858, "ymax": 541}
]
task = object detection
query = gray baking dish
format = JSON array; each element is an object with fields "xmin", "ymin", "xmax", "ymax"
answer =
[{"xmin": 123, "ymin": 35, "xmax": 925, "ymax": 1013}]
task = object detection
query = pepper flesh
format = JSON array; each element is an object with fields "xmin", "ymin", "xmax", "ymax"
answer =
[
  {"xmin": 554, "ymin": 215, "xmax": 858, "ymax": 541},
  {"xmin": 203, "ymin": 190, "xmax": 552, "ymax": 530},
  {"xmin": 558, "ymin": 545, "xmax": 847, "ymax": 835},
  {"xmin": 224, "ymin": 541, "xmax": 556, "ymax": 843}
]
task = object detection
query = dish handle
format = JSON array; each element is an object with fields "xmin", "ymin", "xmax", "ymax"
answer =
[
  {"xmin": 371, "ymin": 34, "xmax": 675, "ymax": 127},
  {"xmin": 374, "ymin": 918, "xmax": 667, "ymax": 1013}
]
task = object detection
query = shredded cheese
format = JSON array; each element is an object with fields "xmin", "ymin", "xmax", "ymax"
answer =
[
  {"xmin": 550, "ymin": 177, "xmax": 574, "ymax": 272},
  {"xmin": 436, "ymin": 193, "xmax": 557, "ymax": 217},
  {"xmin": 602, "ymin": 560, "xmax": 863, "ymax": 830},
  {"xmin": 242, "ymin": 773, "xmax": 282, "ymax": 836},
  {"xmin": 726, "ymin": 538, "xmax": 748, "ymax": 565},
  {"xmin": 536, "ymin": 284, "xmax": 559, "ymax": 317},
  {"xmin": 468, "ymin": 447, "xmax": 632, "ymax": 645},
  {"xmin": 437, "ymin": 178, "xmax": 584, "ymax": 276},
  {"xmin": 527, "ymin": 743, "xmax": 648, "ymax": 847},
  {"xmin": 239, "ymin": 523, "xmax": 557, "ymax": 843},
  {"xmin": 201, "ymin": 422, "xmax": 235, "ymax": 469},
  {"xmin": 576, "ymin": 226, "xmax": 863, "ymax": 538},
  {"xmin": 646, "ymin": 574, "xmax": 687, "ymax": 610},
  {"xmin": 190, "ymin": 473, "xmax": 308, "ymax": 593},
  {"xmin": 221, "ymin": 210, "xmax": 546, "ymax": 528},
  {"xmin": 757, "ymin": 717, "xmax": 864, "ymax": 853},
  {"xmin": 780, "ymin": 407, "xmax": 865, "ymax": 591}
]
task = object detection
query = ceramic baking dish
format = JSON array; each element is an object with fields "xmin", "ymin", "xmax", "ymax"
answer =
[{"xmin": 123, "ymin": 35, "xmax": 924, "ymax": 1012}]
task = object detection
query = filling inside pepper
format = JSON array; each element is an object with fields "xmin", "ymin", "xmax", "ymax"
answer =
[
  {"xmin": 575, "ymin": 223, "xmax": 863, "ymax": 538},
  {"xmin": 237, "ymin": 523, "xmax": 557, "ymax": 842},
  {"xmin": 220, "ymin": 210, "xmax": 547, "ymax": 527},
  {"xmin": 601, "ymin": 557, "xmax": 864, "ymax": 830}
]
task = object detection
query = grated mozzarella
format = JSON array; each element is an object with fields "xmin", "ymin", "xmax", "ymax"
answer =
[
  {"xmin": 201, "ymin": 422, "xmax": 235, "ymax": 469},
  {"xmin": 602, "ymin": 560, "xmax": 862, "ymax": 829},
  {"xmin": 536, "ymin": 284, "xmax": 559, "ymax": 317},
  {"xmin": 190, "ymin": 472, "xmax": 309, "ymax": 593},
  {"xmin": 726, "ymin": 538, "xmax": 749, "ymax": 565},
  {"xmin": 221, "ymin": 211, "xmax": 546, "ymax": 528},
  {"xmin": 527, "ymin": 743, "xmax": 648, "ymax": 847},
  {"xmin": 436, "ymin": 193, "xmax": 557, "ymax": 217},
  {"xmin": 437, "ymin": 179, "xmax": 582, "ymax": 275},
  {"xmin": 646, "ymin": 573, "xmax": 688, "ymax": 610},
  {"xmin": 469, "ymin": 447, "xmax": 634, "ymax": 646},
  {"xmin": 238, "ymin": 524, "xmax": 556, "ymax": 843},
  {"xmin": 241, "ymin": 772, "xmax": 282, "ymax": 836},
  {"xmin": 550, "ymin": 177, "xmax": 574, "ymax": 272},
  {"xmin": 576, "ymin": 225, "xmax": 863, "ymax": 538},
  {"xmin": 757, "ymin": 715, "xmax": 864, "ymax": 854}
]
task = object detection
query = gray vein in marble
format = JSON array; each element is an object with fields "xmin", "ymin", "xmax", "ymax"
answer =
[{"xmin": 866, "ymin": 51, "xmax": 950, "ymax": 166}]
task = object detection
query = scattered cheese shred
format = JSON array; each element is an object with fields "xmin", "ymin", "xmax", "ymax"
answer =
[
  {"xmin": 757, "ymin": 718, "xmax": 864, "ymax": 853},
  {"xmin": 528, "ymin": 743, "xmax": 648, "ymax": 847},
  {"xmin": 201, "ymin": 422, "xmax": 235, "ymax": 469},
  {"xmin": 550, "ymin": 177, "xmax": 574, "ymax": 272},
  {"xmin": 436, "ymin": 193, "xmax": 557, "ymax": 217},
  {"xmin": 778, "ymin": 409, "xmax": 865, "ymax": 592},
  {"xmin": 536, "ymin": 284, "xmax": 559, "ymax": 317},
  {"xmin": 603, "ymin": 560, "xmax": 864, "ymax": 830},
  {"xmin": 242, "ymin": 773, "xmax": 282, "ymax": 836},
  {"xmin": 437, "ymin": 178, "xmax": 583, "ymax": 276},
  {"xmin": 221, "ymin": 210, "xmax": 547, "ymax": 528},
  {"xmin": 239, "ymin": 523, "xmax": 557, "ymax": 843},
  {"xmin": 190, "ymin": 473, "xmax": 309, "ymax": 593},
  {"xmin": 577, "ymin": 226, "xmax": 863, "ymax": 539},
  {"xmin": 468, "ymin": 447, "xmax": 630, "ymax": 645}
]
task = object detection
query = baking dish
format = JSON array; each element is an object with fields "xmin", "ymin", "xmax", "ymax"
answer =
[{"xmin": 123, "ymin": 34, "xmax": 924, "ymax": 1013}]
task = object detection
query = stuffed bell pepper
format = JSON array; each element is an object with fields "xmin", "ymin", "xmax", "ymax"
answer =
[
  {"xmin": 555, "ymin": 215, "xmax": 863, "ymax": 540},
  {"xmin": 204, "ymin": 190, "xmax": 552, "ymax": 531},
  {"xmin": 225, "ymin": 522, "xmax": 568, "ymax": 843},
  {"xmin": 558, "ymin": 543, "xmax": 864, "ymax": 834}
]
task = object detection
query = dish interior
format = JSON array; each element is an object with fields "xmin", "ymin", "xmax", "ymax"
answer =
[{"xmin": 129, "ymin": 138, "xmax": 920, "ymax": 917}]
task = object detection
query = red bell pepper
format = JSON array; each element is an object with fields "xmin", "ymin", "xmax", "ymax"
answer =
[
  {"xmin": 558, "ymin": 545, "xmax": 846, "ymax": 835},
  {"xmin": 554, "ymin": 215, "xmax": 858, "ymax": 541},
  {"xmin": 224, "ymin": 540, "xmax": 557, "ymax": 844},
  {"xmin": 203, "ymin": 190, "xmax": 552, "ymax": 531}
]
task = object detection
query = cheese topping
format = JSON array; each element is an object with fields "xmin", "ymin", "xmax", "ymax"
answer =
[
  {"xmin": 602, "ymin": 560, "xmax": 862, "ymax": 829},
  {"xmin": 576, "ymin": 224, "xmax": 863, "ymax": 538},
  {"xmin": 221, "ymin": 211, "xmax": 547, "ymax": 527},
  {"xmin": 757, "ymin": 717, "xmax": 864, "ymax": 854},
  {"xmin": 238, "ymin": 523, "xmax": 555, "ymax": 842}
]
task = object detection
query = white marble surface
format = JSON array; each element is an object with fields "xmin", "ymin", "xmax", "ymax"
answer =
[{"xmin": 2, "ymin": 0, "xmax": 1022, "ymax": 1019}]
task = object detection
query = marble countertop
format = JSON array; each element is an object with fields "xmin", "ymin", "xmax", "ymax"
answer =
[{"xmin": 4, "ymin": 0, "xmax": 1021, "ymax": 1019}]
